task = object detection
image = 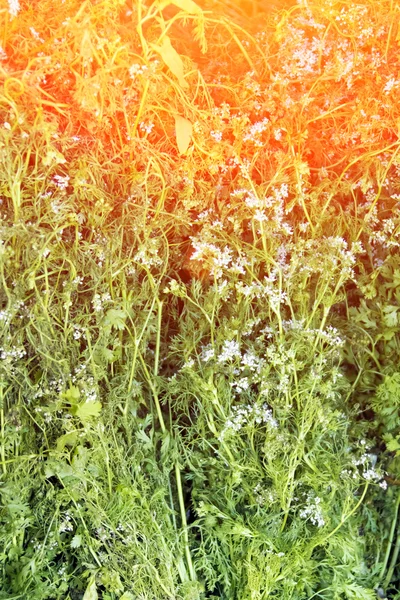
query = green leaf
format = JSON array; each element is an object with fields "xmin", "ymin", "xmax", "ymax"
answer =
[
  {"xmin": 71, "ymin": 534, "xmax": 82, "ymax": 549},
  {"xmin": 158, "ymin": 0, "xmax": 203, "ymax": 14},
  {"xmin": 45, "ymin": 459, "xmax": 75, "ymax": 480},
  {"xmin": 175, "ymin": 115, "xmax": 192, "ymax": 155},
  {"xmin": 383, "ymin": 305, "xmax": 399, "ymax": 327},
  {"xmin": 100, "ymin": 568, "xmax": 123, "ymax": 593},
  {"xmin": 72, "ymin": 401, "xmax": 102, "ymax": 422},
  {"xmin": 136, "ymin": 428, "xmax": 153, "ymax": 448},
  {"xmin": 102, "ymin": 308, "xmax": 127, "ymax": 331},
  {"xmin": 152, "ymin": 36, "xmax": 189, "ymax": 88},
  {"xmin": 56, "ymin": 431, "xmax": 78, "ymax": 452},
  {"xmin": 102, "ymin": 347, "xmax": 115, "ymax": 362},
  {"xmin": 384, "ymin": 434, "xmax": 400, "ymax": 453},
  {"xmin": 42, "ymin": 148, "xmax": 67, "ymax": 166},
  {"xmin": 83, "ymin": 576, "xmax": 98, "ymax": 600},
  {"xmin": 339, "ymin": 582, "xmax": 375, "ymax": 600},
  {"xmin": 61, "ymin": 385, "xmax": 81, "ymax": 403}
]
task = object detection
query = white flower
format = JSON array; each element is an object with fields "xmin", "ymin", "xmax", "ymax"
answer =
[
  {"xmin": 219, "ymin": 402, "xmax": 277, "ymax": 441},
  {"xmin": 231, "ymin": 377, "xmax": 250, "ymax": 393},
  {"xmin": 52, "ymin": 175, "xmax": 70, "ymax": 190},
  {"xmin": 384, "ymin": 77, "xmax": 399, "ymax": 94},
  {"xmin": 253, "ymin": 209, "xmax": 268, "ymax": 222},
  {"xmin": 129, "ymin": 63, "xmax": 148, "ymax": 79},
  {"xmin": 363, "ymin": 468, "xmax": 381, "ymax": 482},
  {"xmin": 200, "ymin": 344, "xmax": 215, "ymax": 362},
  {"xmin": 210, "ymin": 130, "xmax": 222, "ymax": 142},
  {"xmin": 217, "ymin": 339, "xmax": 241, "ymax": 363},
  {"xmin": 182, "ymin": 358, "xmax": 195, "ymax": 369},
  {"xmin": 30, "ymin": 27, "xmax": 41, "ymax": 40},
  {"xmin": 8, "ymin": 0, "xmax": 20, "ymax": 19},
  {"xmin": 299, "ymin": 493, "xmax": 325, "ymax": 527},
  {"xmin": 243, "ymin": 118, "xmax": 269, "ymax": 143},
  {"xmin": 92, "ymin": 293, "xmax": 103, "ymax": 312},
  {"xmin": 139, "ymin": 121, "xmax": 154, "ymax": 135}
]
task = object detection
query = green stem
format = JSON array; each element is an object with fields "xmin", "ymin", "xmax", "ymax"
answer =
[
  {"xmin": 154, "ymin": 299, "xmax": 162, "ymax": 379},
  {"xmin": 126, "ymin": 295, "xmax": 157, "ymax": 413},
  {"xmin": 384, "ymin": 527, "xmax": 400, "ymax": 590},
  {"xmin": 182, "ymin": 293, "xmax": 214, "ymax": 346},
  {"xmin": 320, "ymin": 483, "xmax": 369, "ymax": 545},
  {"xmin": 138, "ymin": 352, "xmax": 166, "ymax": 434},
  {"xmin": 380, "ymin": 490, "xmax": 400, "ymax": 586},
  {"xmin": 138, "ymin": 297, "xmax": 196, "ymax": 582},
  {"xmin": 175, "ymin": 461, "xmax": 196, "ymax": 582},
  {"xmin": 0, "ymin": 406, "xmax": 6, "ymax": 475}
]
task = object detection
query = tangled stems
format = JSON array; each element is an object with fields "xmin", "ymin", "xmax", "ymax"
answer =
[{"xmin": 379, "ymin": 490, "xmax": 400, "ymax": 591}]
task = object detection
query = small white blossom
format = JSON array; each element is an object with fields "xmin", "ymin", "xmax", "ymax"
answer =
[
  {"xmin": 210, "ymin": 130, "xmax": 222, "ymax": 142},
  {"xmin": 383, "ymin": 77, "xmax": 399, "ymax": 94},
  {"xmin": 182, "ymin": 358, "xmax": 195, "ymax": 369},
  {"xmin": 129, "ymin": 63, "xmax": 148, "ymax": 79},
  {"xmin": 52, "ymin": 175, "xmax": 70, "ymax": 190},
  {"xmin": 299, "ymin": 493, "xmax": 325, "ymax": 527},
  {"xmin": 139, "ymin": 121, "xmax": 154, "ymax": 135},
  {"xmin": 219, "ymin": 402, "xmax": 277, "ymax": 441},
  {"xmin": 8, "ymin": 0, "xmax": 20, "ymax": 20},
  {"xmin": 217, "ymin": 339, "xmax": 241, "ymax": 363},
  {"xmin": 200, "ymin": 344, "xmax": 215, "ymax": 362}
]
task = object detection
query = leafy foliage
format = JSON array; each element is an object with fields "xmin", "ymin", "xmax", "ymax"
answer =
[{"xmin": 1, "ymin": 0, "xmax": 400, "ymax": 598}]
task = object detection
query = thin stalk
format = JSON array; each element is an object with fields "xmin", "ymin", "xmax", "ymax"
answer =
[
  {"xmin": 384, "ymin": 527, "xmax": 400, "ymax": 590},
  {"xmin": 0, "ymin": 405, "xmax": 6, "ymax": 475},
  {"xmin": 379, "ymin": 490, "xmax": 400, "ymax": 586},
  {"xmin": 125, "ymin": 295, "xmax": 157, "ymax": 413},
  {"xmin": 175, "ymin": 461, "xmax": 196, "ymax": 581},
  {"xmin": 319, "ymin": 483, "xmax": 369, "ymax": 545},
  {"xmin": 181, "ymin": 293, "xmax": 214, "ymax": 346},
  {"xmin": 154, "ymin": 299, "xmax": 162, "ymax": 379},
  {"xmin": 151, "ymin": 299, "xmax": 196, "ymax": 583},
  {"xmin": 280, "ymin": 377, "xmax": 318, "ymax": 531},
  {"xmin": 138, "ymin": 352, "xmax": 166, "ymax": 434},
  {"xmin": 319, "ymin": 140, "xmax": 400, "ymax": 219},
  {"xmin": 131, "ymin": 79, "xmax": 150, "ymax": 141},
  {"xmin": 356, "ymin": 143, "xmax": 400, "ymax": 241}
]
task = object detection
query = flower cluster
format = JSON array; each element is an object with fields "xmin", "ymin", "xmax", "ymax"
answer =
[
  {"xmin": 235, "ymin": 273, "xmax": 288, "ymax": 311},
  {"xmin": 217, "ymin": 339, "xmax": 241, "ymax": 364},
  {"xmin": 219, "ymin": 402, "xmax": 277, "ymax": 441},
  {"xmin": 8, "ymin": 0, "xmax": 20, "ymax": 20},
  {"xmin": 52, "ymin": 174, "xmax": 70, "ymax": 190},
  {"xmin": 0, "ymin": 345, "xmax": 27, "ymax": 364},
  {"xmin": 59, "ymin": 512, "xmax": 74, "ymax": 533},
  {"xmin": 210, "ymin": 130, "xmax": 223, "ymax": 142},
  {"xmin": 254, "ymin": 483, "xmax": 276, "ymax": 507},
  {"xmin": 133, "ymin": 239, "xmax": 164, "ymax": 268},
  {"xmin": 299, "ymin": 493, "xmax": 325, "ymax": 528},
  {"xmin": 129, "ymin": 63, "xmax": 148, "ymax": 79},
  {"xmin": 92, "ymin": 292, "xmax": 112, "ymax": 313},
  {"xmin": 139, "ymin": 121, "xmax": 154, "ymax": 135},
  {"xmin": 243, "ymin": 118, "xmax": 270, "ymax": 146}
]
